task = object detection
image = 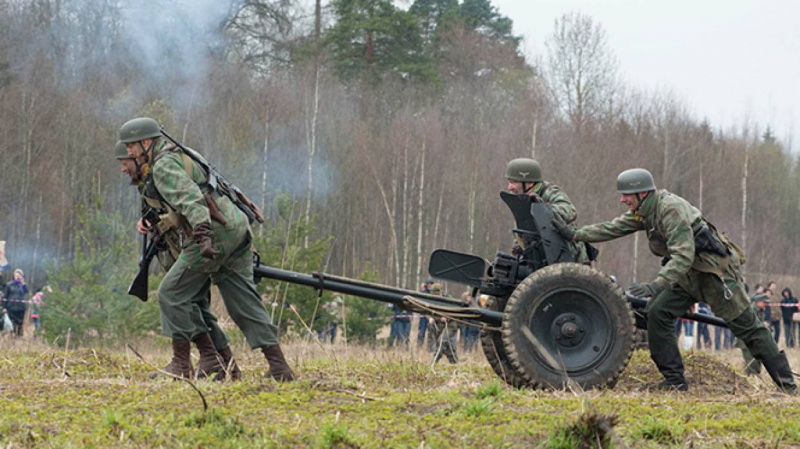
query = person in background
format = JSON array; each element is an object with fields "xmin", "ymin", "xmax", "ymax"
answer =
[
  {"xmin": 767, "ymin": 281, "xmax": 781, "ymax": 344},
  {"xmin": 794, "ymin": 308, "xmax": 800, "ymax": 349},
  {"xmin": 417, "ymin": 279, "xmax": 434, "ymax": 348},
  {"xmin": 31, "ymin": 291, "xmax": 44, "ymax": 335},
  {"xmin": 387, "ymin": 302, "xmax": 412, "ymax": 348},
  {"xmin": 695, "ymin": 302, "xmax": 712, "ymax": 349},
  {"xmin": 780, "ymin": 288, "xmax": 798, "ymax": 348},
  {"xmin": 0, "ymin": 240, "xmax": 10, "ymax": 273},
  {"xmin": 428, "ymin": 284, "xmax": 458, "ymax": 364},
  {"xmin": 681, "ymin": 304, "xmax": 696, "ymax": 350},
  {"xmin": 326, "ymin": 295, "xmax": 343, "ymax": 344},
  {"xmin": 3, "ymin": 269, "xmax": 28, "ymax": 337},
  {"xmin": 764, "ymin": 288, "xmax": 775, "ymax": 335},
  {"xmin": 459, "ymin": 290, "xmax": 480, "ymax": 352}
]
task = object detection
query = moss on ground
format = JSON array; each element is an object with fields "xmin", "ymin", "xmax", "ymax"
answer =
[{"xmin": 0, "ymin": 340, "xmax": 797, "ymax": 448}]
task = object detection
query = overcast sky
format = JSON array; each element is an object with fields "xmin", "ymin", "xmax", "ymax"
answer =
[{"xmin": 492, "ymin": 0, "xmax": 800, "ymax": 151}]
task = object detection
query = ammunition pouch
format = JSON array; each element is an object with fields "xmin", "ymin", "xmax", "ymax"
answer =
[{"xmin": 648, "ymin": 223, "xmax": 730, "ymax": 260}]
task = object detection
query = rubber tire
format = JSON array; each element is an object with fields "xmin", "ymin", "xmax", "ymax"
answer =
[
  {"xmin": 480, "ymin": 295, "xmax": 529, "ymax": 388},
  {"xmin": 501, "ymin": 263, "xmax": 635, "ymax": 390}
]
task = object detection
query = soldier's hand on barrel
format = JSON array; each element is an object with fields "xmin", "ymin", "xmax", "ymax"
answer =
[
  {"xmin": 628, "ymin": 281, "xmax": 662, "ymax": 298},
  {"xmin": 136, "ymin": 218, "xmax": 152, "ymax": 235},
  {"xmin": 551, "ymin": 214, "xmax": 575, "ymax": 241},
  {"xmin": 193, "ymin": 222, "xmax": 220, "ymax": 258},
  {"xmin": 511, "ymin": 244, "xmax": 524, "ymax": 256}
]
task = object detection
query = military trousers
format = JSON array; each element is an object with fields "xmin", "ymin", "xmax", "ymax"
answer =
[
  {"xmin": 646, "ymin": 276, "xmax": 779, "ymax": 363},
  {"xmin": 158, "ymin": 238, "xmax": 279, "ymax": 348},
  {"xmin": 159, "ymin": 255, "xmax": 230, "ymax": 351}
]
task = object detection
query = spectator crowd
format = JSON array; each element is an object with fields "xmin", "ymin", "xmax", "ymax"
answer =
[{"xmin": 0, "ymin": 241, "xmax": 49, "ymax": 338}]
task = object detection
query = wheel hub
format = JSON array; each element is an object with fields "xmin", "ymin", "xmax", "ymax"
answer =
[{"xmin": 554, "ymin": 313, "xmax": 586, "ymax": 347}]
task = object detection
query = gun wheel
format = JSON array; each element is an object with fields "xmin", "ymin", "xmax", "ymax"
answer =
[
  {"xmin": 501, "ymin": 263, "xmax": 635, "ymax": 390},
  {"xmin": 480, "ymin": 295, "xmax": 528, "ymax": 388}
]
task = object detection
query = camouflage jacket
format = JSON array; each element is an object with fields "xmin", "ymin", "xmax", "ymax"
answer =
[
  {"xmin": 574, "ymin": 190, "xmax": 729, "ymax": 289},
  {"xmin": 141, "ymin": 139, "xmax": 251, "ymax": 272},
  {"xmin": 534, "ymin": 181, "xmax": 576, "ymax": 226},
  {"xmin": 534, "ymin": 181, "xmax": 589, "ymax": 263}
]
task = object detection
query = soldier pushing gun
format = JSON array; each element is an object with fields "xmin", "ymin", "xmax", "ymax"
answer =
[{"xmin": 553, "ymin": 168, "xmax": 797, "ymax": 393}]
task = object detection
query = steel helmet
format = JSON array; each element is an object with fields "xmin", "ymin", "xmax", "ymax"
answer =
[
  {"xmin": 119, "ymin": 117, "xmax": 161, "ymax": 143},
  {"xmin": 617, "ymin": 168, "xmax": 656, "ymax": 194},
  {"xmin": 114, "ymin": 140, "xmax": 132, "ymax": 160},
  {"xmin": 505, "ymin": 158, "xmax": 542, "ymax": 182}
]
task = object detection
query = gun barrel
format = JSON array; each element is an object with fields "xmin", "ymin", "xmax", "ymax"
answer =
[{"xmin": 254, "ymin": 264, "xmax": 503, "ymax": 326}]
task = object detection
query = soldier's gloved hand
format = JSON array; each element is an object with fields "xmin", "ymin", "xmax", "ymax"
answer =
[
  {"xmin": 511, "ymin": 244, "xmax": 524, "ymax": 257},
  {"xmin": 136, "ymin": 218, "xmax": 152, "ymax": 235},
  {"xmin": 551, "ymin": 214, "xmax": 575, "ymax": 241},
  {"xmin": 193, "ymin": 223, "xmax": 220, "ymax": 259},
  {"xmin": 529, "ymin": 193, "xmax": 543, "ymax": 203},
  {"xmin": 628, "ymin": 281, "xmax": 662, "ymax": 298}
]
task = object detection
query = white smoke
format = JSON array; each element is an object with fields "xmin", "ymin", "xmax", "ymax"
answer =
[{"xmin": 119, "ymin": 0, "xmax": 233, "ymax": 112}]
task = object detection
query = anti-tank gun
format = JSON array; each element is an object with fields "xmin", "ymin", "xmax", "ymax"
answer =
[{"xmin": 253, "ymin": 192, "xmax": 727, "ymax": 390}]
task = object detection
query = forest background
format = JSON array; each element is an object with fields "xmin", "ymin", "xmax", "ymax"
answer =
[{"xmin": 1, "ymin": 0, "xmax": 797, "ymax": 343}]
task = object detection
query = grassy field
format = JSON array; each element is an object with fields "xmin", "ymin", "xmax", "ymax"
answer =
[{"xmin": 1, "ymin": 337, "xmax": 798, "ymax": 448}]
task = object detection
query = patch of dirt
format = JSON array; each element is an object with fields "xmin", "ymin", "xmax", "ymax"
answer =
[{"xmin": 615, "ymin": 350, "xmax": 752, "ymax": 394}]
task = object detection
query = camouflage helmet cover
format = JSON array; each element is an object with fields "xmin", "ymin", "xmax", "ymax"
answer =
[
  {"xmin": 430, "ymin": 283, "xmax": 442, "ymax": 293},
  {"xmin": 616, "ymin": 168, "xmax": 656, "ymax": 194},
  {"xmin": 119, "ymin": 117, "xmax": 161, "ymax": 143},
  {"xmin": 114, "ymin": 140, "xmax": 132, "ymax": 160},
  {"xmin": 506, "ymin": 158, "xmax": 543, "ymax": 182}
]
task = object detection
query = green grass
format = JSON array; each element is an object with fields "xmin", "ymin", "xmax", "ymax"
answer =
[{"xmin": 0, "ymin": 339, "xmax": 797, "ymax": 447}]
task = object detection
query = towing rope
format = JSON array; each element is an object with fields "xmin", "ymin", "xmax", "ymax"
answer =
[{"xmin": 401, "ymin": 295, "xmax": 501, "ymax": 331}]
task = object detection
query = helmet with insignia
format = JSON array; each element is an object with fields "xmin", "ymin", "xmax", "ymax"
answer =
[
  {"xmin": 617, "ymin": 168, "xmax": 656, "ymax": 194},
  {"xmin": 505, "ymin": 158, "xmax": 542, "ymax": 182},
  {"xmin": 119, "ymin": 117, "xmax": 161, "ymax": 143}
]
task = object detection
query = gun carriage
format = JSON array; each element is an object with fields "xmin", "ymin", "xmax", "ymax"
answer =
[{"xmin": 138, "ymin": 191, "xmax": 726, "ymax": 390}]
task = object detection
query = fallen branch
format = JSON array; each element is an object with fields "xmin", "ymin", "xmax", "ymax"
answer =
[
  {"xmin": 52, "ymin": 359, "xmax": 71, "ymax": 378},
  {"xmin": 127, "ymin": 344, "xmax": 208, "ymax": 412}
]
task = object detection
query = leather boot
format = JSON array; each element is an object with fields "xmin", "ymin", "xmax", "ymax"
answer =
[
  {"xmin": 650, "ymin": 345, "xmax": 688, "ymax": 391},
  {"xmin": 763, "ymin": 351, "xmax": 798, "ymax": 394},
  {"xmin": 261, "ymin": 344, "xmax": 295, "ymax": 382},
  {"xmin": 218, "ymin": 346, "xmax": 242, "ymax": 381},
  {"xmin": 193, "ymin": 333, "xmax": 225, "ymax": 380},
  {"xmin": 148, "ymin": 339, "xmax": 193, "ymax": 379}
]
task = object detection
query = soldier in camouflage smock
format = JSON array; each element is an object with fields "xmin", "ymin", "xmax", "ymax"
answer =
[
  {"xmin": 553, "ymin": 168, "xmax": 796, "ymax": 393},
  {"xmin": 505, "ymin": 158, "xmax": 590, "ymax": 264},
  {"xmin": 115, "ymin": 141, "xmax": 242, "ymax": 380},
  {"xmin": 118, "ymin": 118, "xmax": 294, "ymax": 382}
]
